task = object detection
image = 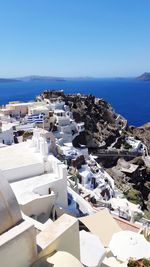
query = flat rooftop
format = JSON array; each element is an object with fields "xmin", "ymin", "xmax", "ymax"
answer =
[
  {"xmin": 6, "ymin": 102, "xmax": 34, "ymax": 107},
  {"xmin": 120, "ymin": 164, "xmax": 138, "ymax": 174},
  {"xmin": 2, "ymin": 122, "xmax": 16, "ymax": 131},
  {"xmin": 77, "ymin": 122, "xmax": 84, "ymax": 126},
  {"xmin": 30, "ymin": 106, "xmax": 48, "ymax": 110},
  {"xmin": 54, "ymin": 109, "xmax": 65, "ymax": 113},
  {"xmin": 0, "ymin": 142, "xmax": 42, "ymax": 170}
]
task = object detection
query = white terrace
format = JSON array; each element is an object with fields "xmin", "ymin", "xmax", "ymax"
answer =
[{"xmin": 0, "ymin": 128, "xmax": 68, "ymax": 220}]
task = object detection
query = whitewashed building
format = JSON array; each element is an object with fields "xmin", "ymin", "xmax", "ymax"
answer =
[
  {"xmin": 125, "ymin": 136, "xmax": 144, "ymax": 153},
  {"xmin": 0, "ymin": 128, "xmax": 68, "ymax": 220},
  {"xmin": 28, "ymin": 101, "xmax": 49, "ymax": 116},
  {"xmin": 0, "ymin": 121, "xmax": 14, "ymax": 145},
  {"xmin": 5, "ymin": 102, "xmax": 34, "ymax": 117},
  {"xmin": 0, "ymin": 170, "xmax": 82, "ymax": 267}
]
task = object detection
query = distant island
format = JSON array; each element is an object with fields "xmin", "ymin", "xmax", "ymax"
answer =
[
  {"xmin": 0, "ymin": 76, "xmax": 66, "ymax": 83},
  {"xmin": 136, "ymin": 72, "xmax": 150, "ymax": 81},
  {"xmin": 18, "ymin": 75, "xmax": 66, "ymax": 82},
  {"xmin": 0, "ymin": 78, "xmax": 20, "ymax": 83},
  {"xmin": 1, "ymin": 74, "xmax": 150, "ymax": 82},
  {"xmin": 0, "ymin": 75, "xmax": 96, "ymax": 83}
]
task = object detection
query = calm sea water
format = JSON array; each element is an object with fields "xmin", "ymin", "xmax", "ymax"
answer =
[{"xmin": 0, "ymin": 78, "xmax": 149, "ymax": 126}]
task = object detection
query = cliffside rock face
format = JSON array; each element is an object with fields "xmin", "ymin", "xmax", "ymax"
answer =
[
  {"xmin": 130, "ymin": 123, "xmax": 150, "ymax": 153},
  {"xmin": 39, "ymin": 91, "xmax": 122, "ymax": 148},
  {"xmin": 38, "ymin": 90, "xmax": 150, "ymax": 216},
  {"xmin": 107, "ymin": 157, "xmax": 150, "ymax": 214},
  {"xmin": 65, "ymin": 94, "xmax": 120, "ymax": 148}
]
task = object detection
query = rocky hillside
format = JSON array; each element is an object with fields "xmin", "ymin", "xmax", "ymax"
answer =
[
  {"xmin": 66, "ymin": 94, "xmax": 122, "ymax": 148},
  {"xmin": 107, "ymin": 157, "xmax": 150, "ymax": 217},
  {"xmin": 40, "ymin": 90, "xmax": 125, "ymax": 148},
  {"xmin": 129, "ymin": 123, "xmax": 150, "ymax": 154},
  {"xmin": 38, "ymin": 90, "xmax": 150, "ymax": 218}
]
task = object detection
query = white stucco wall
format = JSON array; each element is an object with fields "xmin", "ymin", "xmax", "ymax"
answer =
[
  {"xmin": 47, "ymin": 156, "xmax": 68, "ymax": 208},
  {"xmin": 34, "ymin": 177, "xmax": 68, "ymax": 209},
  {"xmin": 37, "ymin": 214, "xmax": 80, "ymax": 260},
  {"xmin": 0, "ymin": 142, "xmax": 45, "ymax": 182},
  {"xmin": 0, "ymin": 220, "xmax": 37, "ymax": 267},
  {"xmin": 10, "ymin": 156, "xmax": 68, "ymax": 216},
  {"xmin": 47, "ymin": 154, "xmax": 67, "ymax": 179},
  {"xmin": 6, "ymin": 103, "xmax": 30, "ymax": 116},
  {"xmin": 20, "ymin": 193, "xmax": 55, "ymax": 218},
  {"xmin": 3, "ymin": 163, "xmax": 44, "ymax": 182},
  {"xmin": 57, "ymin": 116, "xmax": 70, "ymax": 126},
  {"xmin": 49, "ymin": 102, "xmax": 65, "ymax": 110}
]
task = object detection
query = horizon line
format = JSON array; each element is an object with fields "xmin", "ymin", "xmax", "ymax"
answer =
[{"xmin": 0, "ymin": 74, "xmax": 139, "ymax": 79}]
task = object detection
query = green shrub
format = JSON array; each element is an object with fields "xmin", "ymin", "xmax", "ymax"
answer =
[
  {"xmin": 125, "ymin": 188, "xmax": 143, "ymax": 205},
  {"xmin": 123, "ymin": 142, "xmax": 133, "ymax": 150},
  {"xmin": 144, "ymin": 210, "xmax": 150, "ymax": 220}
]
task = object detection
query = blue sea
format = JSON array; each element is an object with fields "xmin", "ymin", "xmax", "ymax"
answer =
[{"xmin": 0, "ymin": 78, "xmax": 150, "ymax": 126}]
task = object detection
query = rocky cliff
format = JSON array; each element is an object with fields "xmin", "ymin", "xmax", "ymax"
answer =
[
  {"xmin": 65, "ymin": 94, "xmax": 121, "ymax": 148},
  {"xmin": 40, "ymin": 90, "xmax": 124, "ymax": 148},
  {"xmin": 129, "ymin": 123, "xmax": 150, "ymax": 154},
  {"xmin": 38, "ymin": 90, "xmax": 150, "ymax": 218},
  {"xmin": 107, "ymin": 157, "xmax": 150, "ymax": 217}
]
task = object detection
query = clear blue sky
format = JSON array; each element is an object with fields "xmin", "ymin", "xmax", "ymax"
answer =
[{"xmin": 0, "ymin": 0, "xmax": 150, "ymax": 77}]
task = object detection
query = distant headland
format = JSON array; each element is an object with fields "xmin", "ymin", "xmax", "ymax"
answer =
[
  {"xmin": 0, "ymin": 78, "xmax": 20, "ymax": 83},
  {"xmin": 0, "ymin": 76, "xmax": 66, "ymax": 83},
  {"xmin": 0, "ymin": 73, "xmax": 150, "ymax": 83},
  {"xmin": 136, "ymin": 72, "xmax": 150, "ymax": 81},
  {"xmin": 0, "ymin": 75, "xmax": 95, "ymax": 83}
]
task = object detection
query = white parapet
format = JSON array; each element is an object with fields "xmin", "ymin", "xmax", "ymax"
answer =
[
  {"xmin": 37, "ymin": 214, "xmax": 80, "ymax": 260},
  {"xmin": 0, "ymin": 220, "xmax": 37, "ymax": 267},
  {"xmin": 39, "ymin": 136, "xmax": 48, "ymax": 157},
  {"xmin": 0, "ymin": 142, "xmax": 45, "ymax": 182}
]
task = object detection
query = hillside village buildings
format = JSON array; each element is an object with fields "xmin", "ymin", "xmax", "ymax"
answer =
[
  {"xmin": 0, "ymin": 91, "xmax": 150, "ymax": 267},
  {"xmin": 1, "ymin": 136, "xmax": 149, "ymax": 267},
  {"xmin": 0, "ymin": 95, "xmax": 147, "ymax": 216}
]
